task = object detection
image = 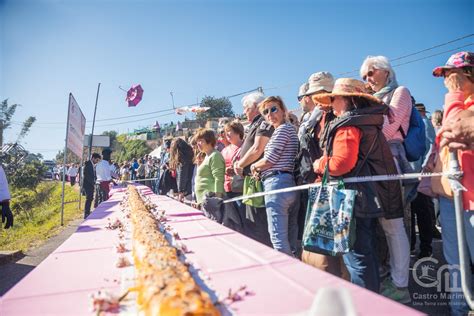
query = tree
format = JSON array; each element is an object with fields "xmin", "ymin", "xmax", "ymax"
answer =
[
  {"xmin": 9, "ymin": 160, "xmax": 47, "ymax": 190},
  {"xmin": 55, "ymin": 148, "xmax": 81, "ymax": 164},
  {"xmin": 196, "ymin": 96, "xmax": 234, "ymax": 122},
  {"xmin": 0, "ymin": 99, "xmax": 36, "ymax": 147}
]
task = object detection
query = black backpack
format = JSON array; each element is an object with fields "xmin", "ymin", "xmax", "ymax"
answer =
[{"xmin": 294, "ymin": 117, "xmax": 324, "ymax": 184}]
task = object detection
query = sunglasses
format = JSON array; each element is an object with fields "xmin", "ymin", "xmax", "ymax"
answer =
[
  {"xmin": 363, "ymin": 70, "xmax": 375, "ymax": 81},
  {"xmin": 297, "ymin": 95, "xmax": 306, "ymax": 102},
  {"xmin": 262, "ymin": 106, "xmax": 279, "ymax": 116}
]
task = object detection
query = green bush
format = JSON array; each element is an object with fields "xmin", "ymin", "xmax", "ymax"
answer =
[
  {"xmin": 0, "ymin": 182, "xmax": 83, "ymax": 251},
  {"xmin": 9, "ymin": 160, "xmax": 47, "ymax": 190}
]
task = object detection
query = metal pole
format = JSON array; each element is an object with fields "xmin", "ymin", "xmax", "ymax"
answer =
[
  {"xmin": 88, "ymin": 83, "xmax": 101, "ymax": 159},
  {"xmin": 61, "ymin": 94, "xmax": 73, "ymax": 226},
  {"xmin": 450, "ymin": 151, "xmax": 474, "ymax": 310}
]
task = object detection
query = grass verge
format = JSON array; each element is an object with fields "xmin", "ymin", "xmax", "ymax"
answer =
[{"xmin": 0, "ymin": 181, "xmax": 84, "ymax": 251}]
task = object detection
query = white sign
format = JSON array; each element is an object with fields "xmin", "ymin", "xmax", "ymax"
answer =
[
  {"xmin": 66, "ymin": 94, "xmax": 86, "ymax": 158},
  {"xmin": 83, "ymin": 135, "xmax": 110, "ymax": 147}
]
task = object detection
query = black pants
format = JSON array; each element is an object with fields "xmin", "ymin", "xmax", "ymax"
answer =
[
  {"xmin": 84, "ymin": 186, "xmax": 94, "ymax": 219},
  {"xmin": 70, "ymin": 177, "xmax": 76, "ymax": 186},
  {"xmin": 297, "ymin": 189, "xmax": 308, "ymax": 240},
  {"xmin": 410, "ymin": 192, "xmax": 434, "ymax": 253}
]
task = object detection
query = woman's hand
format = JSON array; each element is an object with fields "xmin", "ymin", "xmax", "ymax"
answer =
[
  {"xmin": 313, "ymin": 158, "xmax": 321, "ymax": 173},
  {"xmin": 233, "ymin": 161, "xmax": 244, "ymax": 176},
  {"xmin": 444, "ymin": 70, "xmax": 471, "ymax": 94},
  {"xmin": 250, "ymin": 164, "xmax": 260, "ymax": 180},
  {"xmin": 225, "ymin": 166, "xmax": 235, "ymax": 176}
]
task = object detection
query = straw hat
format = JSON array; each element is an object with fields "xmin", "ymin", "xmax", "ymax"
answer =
[{"xmin": 312, "ymin": 78, "xmax": 382, "ymax": 105}]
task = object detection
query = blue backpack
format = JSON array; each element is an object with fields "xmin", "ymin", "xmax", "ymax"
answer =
[
  {"xmin": 386, "ymin": 89, "xmax": 426, "ymax": 162},
  {"xmin": 399, "ymin": 106, "xmax": 426, "ymax": 162}
]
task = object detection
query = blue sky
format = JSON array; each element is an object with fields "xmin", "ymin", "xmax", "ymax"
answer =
[{"xmin": 1, "ymin": 0, "xmax": 473, "ymax": 159}]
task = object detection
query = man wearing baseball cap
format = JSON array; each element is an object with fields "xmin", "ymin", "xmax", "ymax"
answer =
[
  {"xmin": 433, "ymin": 51, "xmax": 474, "ymax": 315},
  {"xmin": 297, "ymin": 72, "xmax": 335, "ymax": 140}
]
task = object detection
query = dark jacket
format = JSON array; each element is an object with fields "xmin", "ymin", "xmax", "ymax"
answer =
[
  {"xmin": 321, "ymin": 103, "xmax": 403, "ymax": 219},
  {"xmin": 83, "ymin": 160, "xmax": 95, "ymax": 191},
  {"xmin": 175, "ymin": 141, "xmax": 194, "ymax": 196}
]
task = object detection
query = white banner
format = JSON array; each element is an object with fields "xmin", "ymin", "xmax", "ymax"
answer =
[{"xmin": 67, "ymin": 94, "xmax": 86, "ymax": 158}]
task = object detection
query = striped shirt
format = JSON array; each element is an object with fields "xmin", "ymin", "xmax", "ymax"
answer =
[
  {"xmin": 262, "ymin": 122, "xmax": 299, "ymax": 177},
  {"xmin": 382, "ymin": 86, "xmax": 412, "ymax": 142}
]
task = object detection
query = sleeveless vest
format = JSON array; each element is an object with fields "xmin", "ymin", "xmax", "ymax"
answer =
[{"xmin": 321, "ymin": 104, "xmax": 403, "ymax": 219}]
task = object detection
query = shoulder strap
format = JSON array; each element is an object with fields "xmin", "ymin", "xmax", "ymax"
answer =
[{"xmin": 352, "ymin": 133, "xmax": 378, "ymax": 177}]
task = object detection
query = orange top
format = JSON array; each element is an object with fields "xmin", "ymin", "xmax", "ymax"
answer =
[{"xmin": 316, "ymin": 126, "xmax": 362, "ymax": 177}]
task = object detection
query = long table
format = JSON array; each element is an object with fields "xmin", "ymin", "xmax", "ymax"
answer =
[{"xmin": 0, "ymin": 186, "xmax": 423, "ymax": 315}]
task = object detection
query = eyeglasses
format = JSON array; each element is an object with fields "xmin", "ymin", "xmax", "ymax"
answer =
[
  {"xmin": 262, "ymin": 106, "xmax": 279, "ymax": 116},
  {"xmin": 363, "ymin": 70, "xmax": 375, "ymax": 81}
]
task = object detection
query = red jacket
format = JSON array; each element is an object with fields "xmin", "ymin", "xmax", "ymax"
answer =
[{"xmin": 440, "ymin": 92, "xmax": 474, "ymax": 210}]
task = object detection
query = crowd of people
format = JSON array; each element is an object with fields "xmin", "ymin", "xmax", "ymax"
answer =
[
  {"xmin": 2, "ymin": 51, "xmax": 472, "ymax": 314},
  {"xmin": 128, "ymin": 51, "xmax": 472, "ymax": 314}
]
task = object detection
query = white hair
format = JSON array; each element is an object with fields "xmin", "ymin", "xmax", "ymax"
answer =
[
  {"xmin": 241, "ymin": 92, "xmax": 265, "ymax": 108},
  {"xmin": 360, "ymin": 55, "xmax": 397, "ymax": 83}
]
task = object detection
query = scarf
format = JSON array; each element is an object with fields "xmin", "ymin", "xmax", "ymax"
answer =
[{"xmin": 373, "ymin": 77, "xmax": 399, "ymax": 101}]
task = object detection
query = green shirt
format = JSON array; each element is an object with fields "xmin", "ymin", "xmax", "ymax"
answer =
[{"xmin": 195, "ymin": 150, "xmax": 225, "ymax": 204}]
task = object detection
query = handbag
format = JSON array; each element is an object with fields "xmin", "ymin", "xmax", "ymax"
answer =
[
  {"xmin": 231, "ymin": 175, "xmax": 244, "ymax": 192},
  {"xmin": 242, "ymin": 176, "xmax": 265, "ymax": 208},
  {"xmin": 303, "ymin": 134, "xmax": 380, "ymax": 255},
  {"xmin": 302, "ymin": 167, "xmax": 356, "ymax": 256}
]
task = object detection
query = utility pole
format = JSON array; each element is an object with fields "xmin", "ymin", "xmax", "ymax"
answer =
[
  {"xmin": 88, "ymin": 83, "xmax": 101, "ymax": 159},
  {"xmin": 170, "ymin": 92, "xmax": 175, "ymax": 109}
]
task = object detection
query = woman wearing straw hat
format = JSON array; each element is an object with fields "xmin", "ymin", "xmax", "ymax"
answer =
[{"xmin": 312, "ymin": 78, "xmax": 403, "ymax": 294}]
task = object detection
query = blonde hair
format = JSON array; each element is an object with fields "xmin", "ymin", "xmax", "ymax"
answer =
[
  {"xmin": 258, "ymin": 96, "xmax": 288, "ymax": 122},
  {"xmin": 431, "ymin": 110, "xmax": 443, "ymax": 127}
]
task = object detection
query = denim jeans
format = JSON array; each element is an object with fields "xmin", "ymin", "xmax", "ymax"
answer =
[
  {"xmin": 343, "ymin": 217, "xmax": 380, "ymax": 293},
  {"xmin": 263, "ymin": 172, "xmax": 298, "ymax": 256},
  {"xmin": 439, "ymin": 197, "xmax": 474, "ymax": 316}
]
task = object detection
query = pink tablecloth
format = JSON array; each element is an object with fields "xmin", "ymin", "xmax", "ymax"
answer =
[{"xmin": 0, "ymin": 186, "xmax": 423, "ymax": 315}]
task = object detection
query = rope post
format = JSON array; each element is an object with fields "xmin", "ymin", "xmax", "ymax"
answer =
[{"xmin": 450, "ymin": 151, "xmax": 473, "ymax": 310}]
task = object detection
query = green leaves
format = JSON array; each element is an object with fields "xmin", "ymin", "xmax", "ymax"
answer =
[
  {"xmin": 9, "ymin": 160, "xmax": 47, "ymax": 190},
  {"xmin": 196, "ymin": 96, "xmax": 235, "ymax": 122}
]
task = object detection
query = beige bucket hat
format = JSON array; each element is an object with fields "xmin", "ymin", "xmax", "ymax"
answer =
[{"xmin": 306, "ymin": 71, "xmax": 335, "ymax": 95}]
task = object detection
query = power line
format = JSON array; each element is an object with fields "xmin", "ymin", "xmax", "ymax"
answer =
[
  {"xmin": 391, "ymin": 34, "xmax": 473, "ymax": 62},
  {"xmin": 392, "ymin": 43, "xmax": 473, "ymax": 68},
  {"xmin": 14, "ymin": 87, "xmax": 262, "ymax": 127},
  {"xmin": 270, "ymin": 33, "xmax": 474, "ymax": 88}
]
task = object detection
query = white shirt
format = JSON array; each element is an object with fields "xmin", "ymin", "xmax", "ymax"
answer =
[
  {"xmin": 67, "ymin": 167, "xmax": 78, "ymax": 177},
  {"xmin": 0, "ymin": 166, "xmax": 11, "ymax": 201},
  {"xmin": 96, "ymin": 160, "xmax": 112, "ymax": 182}
]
